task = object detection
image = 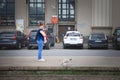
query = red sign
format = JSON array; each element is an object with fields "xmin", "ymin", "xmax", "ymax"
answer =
[{"xmin": 51, "ymin": 16, "xmax": 58, "ymax": 24}]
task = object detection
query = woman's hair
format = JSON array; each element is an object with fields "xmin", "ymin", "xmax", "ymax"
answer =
[{"xmin": 39, "ymin": 22, "xmax": 44, "ymax": 26}]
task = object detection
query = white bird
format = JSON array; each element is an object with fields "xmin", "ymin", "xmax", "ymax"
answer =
[{"xmin": 61, "ymin": 58, "xmax": 72, "ymax": 66}]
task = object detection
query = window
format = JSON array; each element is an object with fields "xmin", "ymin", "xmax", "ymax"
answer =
[
  {"xmin": 59, "ymin": 0, "xmax": 75, "ymax": 21},
  {"xmin": 0, "ymin": 0, "xmax": 15, "ymax": 26},
  {"xmin": 29, "ymin": 0, "xmax": 45, "ymax": 26},
  {"xmin": 117, "ymin": 30, "xmax": 120, "ymax": 35}
]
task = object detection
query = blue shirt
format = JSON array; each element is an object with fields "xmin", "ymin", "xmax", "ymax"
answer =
[{"xmin": 36, "ymin": 29, "xmax": 44, "ymax": 41}]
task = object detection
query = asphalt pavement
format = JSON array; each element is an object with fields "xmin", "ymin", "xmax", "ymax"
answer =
[{"xmin": 0, "ymin": 43, "xmax": 120, "ymax": 71}]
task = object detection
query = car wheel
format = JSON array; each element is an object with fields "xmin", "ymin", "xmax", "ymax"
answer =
[
  {"xmin": 0, "ymin": 47, "xmax": 2, "ymax": 50},
  {"xmin": 80, "ymin": 46, "xmax": 83, "ymax": 49},
  {"xmin": 113, "ymin": 43, "xmax": 116, "ymax": 49},
  {"xmin": 115, "ymin": 45, "xmax": 120, "ymax": 50},
  {"xmin": 51, "ymin": 43, "xmax": 55, "ymax": 47},
  {"xmin": 114, "ymin": 44, "xmax": 118, "ymax": 49},
  {"xmin": 80, "ymin": 44, "xmax": 83, "ymax": 49},
  {"xmin": 45, "ymin": 43, "xmax": 50, "ymax": 49},
  {"xmin": 104, "ymin": 46, "xmax": 108, "ymax": 49},
  {"xmin": 113, "ymin": 42, "xmax": 119, "ymax": 49}
]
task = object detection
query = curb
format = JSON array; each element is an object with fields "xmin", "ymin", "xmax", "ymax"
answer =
[{"xmin": 0, "ymin": 66, "xmax": 120, "ymax": 71}]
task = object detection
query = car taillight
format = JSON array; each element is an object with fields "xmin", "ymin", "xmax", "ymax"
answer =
[
  {"xmin": 26, "ymin": 32, "xmax": 30, "ymax": 40},
  {"xmin": 13, "ymin": 35, "xmax": 17, "ymax": 40}
]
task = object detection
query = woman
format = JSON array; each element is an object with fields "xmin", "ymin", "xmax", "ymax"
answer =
[{"xmin": 36, "ymin": 22, "xmax": 47, "ymax": 61}]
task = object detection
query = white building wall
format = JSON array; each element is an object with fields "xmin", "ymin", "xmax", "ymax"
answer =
[
  {"xmin": 112, "ymin": 0, "xmax": 120, "ymax": 32},
  {"xmin": 1, "ymin": 0, "xmax": 120, "ymax": 36},
  {"xmin": 92, "ymin": 0, "xmax": 112, "ymax": 27},
  {"xmin": 76, "ymin": 0, "xmax": 92, "ymax": 36},
  {"xmin": 91, "ymin": 0, "xmax": 113, "ymax": 36}
]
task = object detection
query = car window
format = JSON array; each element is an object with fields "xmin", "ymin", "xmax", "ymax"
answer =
[
  {"xmin": 66, "ymin": 33, "xmax": 80, "ymax": 37},
  {"xmin": 117, "ymin": 30, "xmax": 120, "ymax": 35},
  {"xmin": 91, "ymin": 34, "xmax": 105, "ymax": 40},
  {"xmin": 30, "ymin": 31, "xmax": 37, "ymax": 36},
  {"xmin": 0, "ymin": 32, "xmax": 15, "ymax": 37}
]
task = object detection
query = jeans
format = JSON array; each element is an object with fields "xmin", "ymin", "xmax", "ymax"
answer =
[{"xmin": 37, "ymin": 40, "xmax": 44, "ymax": 60}]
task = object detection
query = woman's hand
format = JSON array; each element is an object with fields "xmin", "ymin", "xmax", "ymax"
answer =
[{"xmin": 44, "ymin": 39, "xmax": 47, "ymax": 43}]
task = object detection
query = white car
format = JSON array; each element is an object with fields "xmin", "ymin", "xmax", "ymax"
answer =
[{"xmin": 63, "ymin": 31, "xmax": 83, "ymax": 49}]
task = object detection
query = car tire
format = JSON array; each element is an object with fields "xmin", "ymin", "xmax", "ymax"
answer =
[
  {"xmin": 80, "ymin": 46, "xmax": 83, "ymax": 49},
  {"xmin": 51, "ymin": 38, "xmax": 55, "ymax": 47},
  {"xmin": 114, "ymin": 44, "xmax": 117, "ymax": 50},
  {"xmin": 51, "ymin": 43, "xmax": 55, "ymax": 47},
  {"xmin": 115, "ymin": 45, "xmax": 120, "ymax": 50},
  {"xmin": 0, "ymin": 47, "xmax": 2, "ymax": 50},
  {"xmin": 80, "ymin": 44, "xmax": 83, "ymax": 49},
  {"xmin": 104, "ymin": 46, "xmax": 108, "ymax": 49},
  {"xmin": 45, "ymin": 43, "xmax": 50, "ymax": 49}
]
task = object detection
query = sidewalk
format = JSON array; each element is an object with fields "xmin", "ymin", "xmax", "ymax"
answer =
[{"xmin": 0, "ymin": 56, "xmax": 120, "ymax": 70}]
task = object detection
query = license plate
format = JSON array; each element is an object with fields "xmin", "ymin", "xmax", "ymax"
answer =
[
  {"xmin": 95, "ymin": 40, "xmax": 102, "ymax": 42},
  {"xmin": 70, "ymin": 38, "xmax": 76, "ymax": 40}
]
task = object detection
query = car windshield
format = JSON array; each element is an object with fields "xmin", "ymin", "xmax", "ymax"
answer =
[
  {"xmin": 0, "ymin": 32, "xmax": 15, "ymax": 37},
  {"xmin": 30, "ymin": 31, "xmax": 37, "ymax": 37},
  {"xmin": 117, "ymin": 30, "xmax": 120, "ymax": 35},
  {"xmin": 30, "ymin": 31, "xmax": 37, "ymax": 38},
  {"xmin": 67, "ymin": 33, "xmax": 80, "ymax": 37},
  {"xmin": 91, "ymin": 34, "xmax": 105, "ymax": 40}
]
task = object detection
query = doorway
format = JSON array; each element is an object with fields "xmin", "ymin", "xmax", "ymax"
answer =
[{"xmin": 58, "ymin": 25, "xmax": 75, "ymax": 42}]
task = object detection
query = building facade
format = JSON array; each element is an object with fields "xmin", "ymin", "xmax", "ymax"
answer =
[{"xmin": 0, "ymin": 0, "xmax": 120, "ymax": 41}]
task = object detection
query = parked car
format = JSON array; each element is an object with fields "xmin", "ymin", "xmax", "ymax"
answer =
[
  {"xmin": 0, "ymin": 30, "xmax": 27, "ymax": 49},
  {"xmin": 88, "ymin": 33, "xmax": 108, "ymax": 49},
  {"xmin": 112, "ymin": 27, "xmax": 120, "ymax": 49},
  {"xmin": 63, "ymin": 31, "xmax": 83, "ymax": 49},
  {"xmin": 27, "ymin": 29, "xmax": 55, "ymax": 49}
]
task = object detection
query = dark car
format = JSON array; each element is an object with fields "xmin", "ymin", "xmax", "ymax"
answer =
[
  {"xmin": 0, "ymin": 30, "xmax": 27, "ymax": 49},
  {"xmin": 112, "ymin": 27, "xmax": 120, "ymax": 49},
  {"xmin": 88, "ymin": 33, "xmax": 108, "ymax": 49},
  {"xmin": 27, "ymin": 29, "xmax": 55, "ymax": 49}
]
